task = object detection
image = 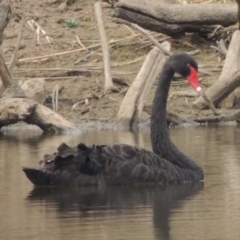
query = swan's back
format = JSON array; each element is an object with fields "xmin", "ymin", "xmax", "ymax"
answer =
[
  {"xmin": 23, "ymin": 142, "xmax": 203, "ymax": 186},
  {"xmin": 100, "ymin": 144, "xmax": 202, "ymax": 184}
]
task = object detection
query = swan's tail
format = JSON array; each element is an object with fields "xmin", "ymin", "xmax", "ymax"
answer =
[
  {"xmin": 22, "ymin": 143, "xmax": 111, "ymax": 187},
  {"xmin": 22, "ymin": 168, "xmax": 63, "ymax": 186}
]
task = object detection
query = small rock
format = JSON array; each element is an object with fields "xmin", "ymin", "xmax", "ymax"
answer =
[
  {"xmin": 20, "ymin": 78, "xmax": 47, "ymax": 104},
  {"xmin": 2, "ymin": 83, "xmax": 26, "ymax": 99},
  {"xmin": 57, "ymin": 2, "xmax": 67, "ymax": 12}
]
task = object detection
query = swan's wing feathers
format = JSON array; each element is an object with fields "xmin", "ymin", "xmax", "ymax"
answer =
[
  {"xmin": 39, "ymin": 154, "xmax": 56, "ymax": 169},
  {"xmin": 39, "ymin": 143, "xmax": 78, "ymax": 170},
  {"xmin": 103, "ymin": 144, "xmax": 137, "ymax": 159},
  {"xmin": 99, "ymin": 144, "xmax": 186, "ymax": 183},
  {"xmin": 57, "ymin": 143, "xmax": 78, "ymax": 158},
  {"xmin": 103, "ymin": 144, "xmax": 169, "ymax": 168},
  {"xmin": 139, "ymin": 149, "xmax": 169, "ymax": 169}
]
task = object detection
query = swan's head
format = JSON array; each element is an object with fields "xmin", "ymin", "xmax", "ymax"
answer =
[{"xmin": 169, "ymin": 53, "xmax": 202, "ymax": 95}]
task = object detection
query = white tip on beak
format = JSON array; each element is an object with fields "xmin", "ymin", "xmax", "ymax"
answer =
[{"xmin": 196, "ymin": 86, "xmax": 202, "ymax": 93}]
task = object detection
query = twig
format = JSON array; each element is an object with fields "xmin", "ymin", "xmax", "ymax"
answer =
[
  {"xmin": 13, "ymin": 68, "xmax": 138, "ymax": 75},
  {"xmin": 112, "ymin": 18, "xmax": 171, "ymax": 56},
  {"xmin": 72, "ymin": 100, "xmax": 86, "ymax": 110},
  {"xmin": 216, "ymin": 39, "xmax": 228, "ymax": 56},
  {"xmin": 123, "ymin": 24, "xmax": 137, "ymax": 35},
  {"xmin": 76, "ymin": 35, "xmax": 87, "ymax": 50},
  {"xmin": 207, "ymin": 25, "xmax": 222, "ymax": 39},
  {"xmin": 94, "ymin": 1, "xmax": 118, "ymax": 93},
  {"xmin": 52, "ymin": 84, "xmax": 59, "ymax": 112},
  {"xmin": 14, "ymin": 57, "xmax": 144, "ymax": 72},
  {"xmin": 198, "ymin": 69, "xmax": 214, "ymax": 77},
  {"xmin": 72, "ymin": 93, "xmax": 94, "ymax": 110},
  {"xmin": 199, "ymin": 63, "xmax": 223, "ymax": 69},
  {"xmin": 81, "ymin": 108, "xmax": 90, "ymax": 115},
  {"xmin": 201, "ymin": 92, "xmax": 220, "ymax": 116},
  {"xmin": 111, "ymin": 57, "xmax": 144, "ymax": 67},
  {"xmin": 113, "ymin": 78, "xmax": 130, "ymax": 86},
  {"xmin": 187, "ymin": 49, "xmax": 201, "ymax": 56},
  {"xmin": 27, "ymin": 19, "xmax": 53, "ymax": 45},
  {"xmin": 74, "ymin": 51, "xmax": 94, "ymax": 65},
  {"xmin": 90, "ymin": 91, "xmax": 101, "ymax": 100},
  {"xmin": 16, "ymin": 33, "xmax": 141, "ymax": 63},
  {"xmin": 173, "ymin": 90, "xmax": 198, "ymax": 97},
  {"xmin": 52, "ymin": 85, "xmax": 55, "ymax": 111},
  {"xmin": 211, "ymin": 39, "xmax": 228, "ymax": 56},
  {"xmin": 8, "ymin": 20, "xmax": 24, "ymax": 73},
  {"xmin": 118, "ymin": 87, "xmax": 128, "ymax": 95}
]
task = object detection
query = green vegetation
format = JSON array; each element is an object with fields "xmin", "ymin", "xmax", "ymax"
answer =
[{"xmin": 64, "ymin": 19, "xmax": 80, "ymax": 28}]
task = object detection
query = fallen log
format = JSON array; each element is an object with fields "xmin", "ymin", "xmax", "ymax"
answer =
[
  {"xmin": 0, "ymin": 98, "xmax": 76, "ymax": 133},
  {"xmin": 113, "ymin": 0, "xmax": 238, "ymax": 36},
  {"xmin": 193, "ymin": 30, "xmax": 240, "ymax": 109}
]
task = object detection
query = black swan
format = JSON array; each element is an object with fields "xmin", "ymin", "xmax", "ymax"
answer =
[{"xmin": 23, "ymin": 53, "xmax": 204, "ymax": 186}]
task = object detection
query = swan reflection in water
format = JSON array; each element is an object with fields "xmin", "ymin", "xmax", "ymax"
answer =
[{"xmin": 27, "ymin": 183, "xmax": 203, "ymax": 240}]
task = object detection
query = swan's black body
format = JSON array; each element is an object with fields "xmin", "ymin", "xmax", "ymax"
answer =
[{"xmin": 23, "ymin": 53, "xmax": 204, "ymax": 186}]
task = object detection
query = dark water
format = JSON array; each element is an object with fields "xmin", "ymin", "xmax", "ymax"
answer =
[{"xmin": 1, "ymin": 125, "xmax": 240, "ymax": 240}]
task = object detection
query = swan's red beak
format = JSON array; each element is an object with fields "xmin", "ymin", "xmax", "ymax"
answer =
[{"xmin": 187, "ymin": 66, "xmax": 202, "ymax": 95}]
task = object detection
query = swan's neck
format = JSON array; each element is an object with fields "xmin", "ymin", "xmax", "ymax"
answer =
[
  {"xmin": 150, "ymin": 63, "xmax": 203, "ymax": 176},
  {"xmin": 151, "ymin": 63, "xmax": 173, "ymax": 155}
]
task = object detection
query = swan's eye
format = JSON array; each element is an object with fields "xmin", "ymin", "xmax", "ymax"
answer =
[{"xmin": 187, "ymin": 63, "xmax": 191, "ymax": 68}]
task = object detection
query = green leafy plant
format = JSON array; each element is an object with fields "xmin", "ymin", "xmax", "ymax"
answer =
[{"xmin": 64, "ymin": 19, "xmax": 79, "ymax": 28}]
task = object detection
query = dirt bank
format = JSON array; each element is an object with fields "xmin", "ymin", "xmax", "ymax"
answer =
[{"xmin": 2, "ymin": 0, "xmax": 238, "ymax": 127}]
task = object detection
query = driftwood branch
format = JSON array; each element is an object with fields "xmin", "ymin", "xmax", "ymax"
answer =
[
  {"xmin": 194, "ymin": 30, "xmax": 240, "ymax": 109},
  {"xmin": 113, "ymin": 0, "xmax": 238, "ymax": 36},
  {"xmin": 94, "ymin": 1, "xmax": 118, "ymax": 93},
  {"xmin": 0, "ymin": 98, "xmax": 76, "ymax": 133},
  {"xmin": 116, "ymin": 44, "xmax": 170, "ymax": 128},
  {"xmin": 201, "ymin": 92, "xmax": 220, "ymax": 116},
  {"xmin": 216, "ymin": 39, "xmax": 228, "ymax": 56},
  {"xmin": 210, "ymin": 39, "xmax": 228, "ymax": 56}
]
